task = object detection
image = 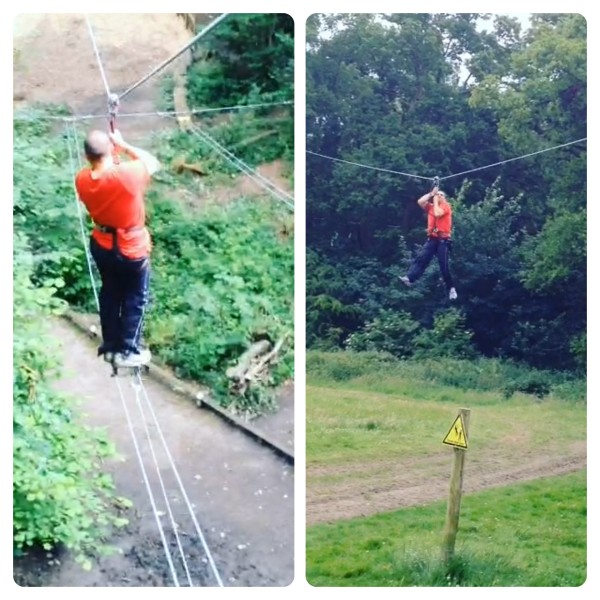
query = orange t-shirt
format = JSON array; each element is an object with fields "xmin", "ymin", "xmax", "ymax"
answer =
[
  {"xmin": 425, "ymin": 200, "xmax": 452, "ymax": 239},
  {"xmin": 75, "ymin": 160, "xmax": 151, "ymax": 259}
]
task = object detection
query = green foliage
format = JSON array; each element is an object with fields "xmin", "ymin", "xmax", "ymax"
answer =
[
  {"xmin": 307, "ymin": 350, "xmax": 585, "ymax": 402},
  {"xmin": 345, "ymin": 310, "xmax": 419, "ymax": 358},
  {"xmin": 15, "ymin": 101, "xmax": 293, "ymax": 415},
  {"xmin": 306, "ymin": 350, "xmax": 397, "ymax": 382},
  {"xmin": 186, "ymin": 14, "xmax": 293, "ymax": 166},
  {"xmin": 13, "ymin": 116, "xmax": 98, "ymax": 310},
  {"xmin": 145, "ymin": 195, "xmax": 293, "ymax": 413},
  {"xmin": 502, "ymin": 374, "xmax": 551, "ymax": 399},
  {"xmin": 13, "ymin": 234, "xmax": 123, "ymax": 560},
  {"xmin": 306, "ymin": 13, "xmax": 586, "ymax": 373},
  {"xmin": 521, "ymin": 211, "xmax": 585, "ymax": 292},
  {"xmin": 413, "ymin": 308, "xmax": 477, "ymax": 360},
  {"xmin": 188, "ymin": 14, "xmax": 293, "ymax": 106}
]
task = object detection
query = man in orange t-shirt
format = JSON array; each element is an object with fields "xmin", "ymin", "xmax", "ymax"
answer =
[
  {"xmin": 75, "ymin": 129, "xmax": 160, "ymax": 367},
  {"xmin": 400, "ymin": 187, "xmax": 457, "ymax": 300}
]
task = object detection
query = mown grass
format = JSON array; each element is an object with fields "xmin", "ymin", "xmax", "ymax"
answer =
[
  {"xmin": 307, "ymin": 384, "xmax": 585, "ymax": 468},
  {"xmin": 306, "ymin": 471, "xmax": 586, "ymax": 586},
  {"xmin": 306, "ymin": 351, "xmax": 586, "ymax": 586}
]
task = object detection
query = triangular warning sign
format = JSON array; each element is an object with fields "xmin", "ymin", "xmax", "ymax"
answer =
[{"xmin": 443, "ymin": 414, "xmax": 468, "ymax": 449}]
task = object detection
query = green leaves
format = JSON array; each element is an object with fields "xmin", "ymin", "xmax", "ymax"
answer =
[
  {"xmin": 13, "ymin": 234, "xmax": 123, "ymax": 565},
  {"xmin": 145, "ymin": 196, "xmax": 293, "ymax": 410}
]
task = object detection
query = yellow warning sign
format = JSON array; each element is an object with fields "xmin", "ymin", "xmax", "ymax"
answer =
[{"xmin": 443, "ymin": 414, "xmax": 468, "ymax": 449}]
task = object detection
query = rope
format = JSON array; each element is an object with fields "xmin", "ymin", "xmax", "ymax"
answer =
[
  {"xmin": 438, "ymin": 137, "xmax": 588, "ymax": 181},
  {"xmin": 306, "ymin": 150, "xmax": 431, "ymax": 180},
  {"xmin": 307, "ymin": 137, "xmax": 587, "ymax": 184},
  {"xmin": 14, "ymin": 101, "xmax": 294, "ymax": 123},
  {"xmin": 114, "ymin": 377, "xmax": 180, "ymax": 586},
  {"xmin": 64, "ymin": 123, "xmax": 100, "ymax": 310},
  {"xmin": 84, "ymin": 15, "xmax": 112, "ymax": 98},
  {"xmin": 131, "ymin": 379, "xmax": 194, "ymax": 586},
  {"xmin": 186, "ymin": 122, "xmax": 294, "ymax": 210},
  {"xmin": 190, "ymin": 124, "xmax": 295, "ymax": 208},
  {"xmin": 118, "ymin": 13, "xmax": 229, "ymax": 101},
  {"xmin": 136, "ymin": 373, "xmax": 225, "ymax": 587}
]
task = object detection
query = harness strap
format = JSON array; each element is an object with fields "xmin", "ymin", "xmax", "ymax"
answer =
[{"xmin": 94, "ymin": 223, "xmax": 144, "ymax": 258}]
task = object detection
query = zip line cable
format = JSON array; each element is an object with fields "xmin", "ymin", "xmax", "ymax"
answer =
[
  {"xmin": 191, "ymin": 123, "xmax": 295, "ymax": 204},
  {"xmin": 136, "ymin": 373, "xmax": 225, "ymax": 587},
  {"xmin": 13, "ymin": 100, "xmax": 293, "ymax": 123},
  {"xmin": 438, "ymin": 137, "xmax": 588, "ymax": 181},
  {"xmin": 188, "ymin": 123, "xmax": 294, "ymax": 208},
  {"xmin": 114, "ymin": 378, "xmax": 181, "ymax": 586},
  {"xmin": 131, "ymin": 380, "xmax": 194, "ymax": 587},
  {"xmin": 186, "ymin": 122, "xmax": 295, "ymax": 210},
  {"xmin": 118, "ymin": 13, "xmax": 229, "ymax": 101},
  {"xmin": 84, "ymin": 15, "xmax": 112, "ymax": 98},
  {"xmin": 307, "ymin": 137, "xmax": 587, "ymax": 184},
  {"xmin": 64, "ymin": 123, "xmax": 100, "ymax": 310},
  {"xmin": 306, "ymin": 150, "xmax": 431, "ymax": 180}
]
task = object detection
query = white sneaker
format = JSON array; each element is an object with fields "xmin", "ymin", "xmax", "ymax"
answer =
[
  {"xmin": 449, "ymin": 288, "xmax": 458, "ymax": 300},
  {"xmin": 114, "ymin": 349, "xmax": 151, "ymax": 368},
  {"xmin": 400, "ymin": 276, "xmax": 412, "ymax": 287}
]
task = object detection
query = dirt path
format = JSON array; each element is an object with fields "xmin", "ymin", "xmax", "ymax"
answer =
[
  {"xmin": 307, "ymin": 444, "xmax": 586, "ymax": 526},
  {"xmin": 13, "ymin": 319, "xmax": 293, "ymax": 586}
]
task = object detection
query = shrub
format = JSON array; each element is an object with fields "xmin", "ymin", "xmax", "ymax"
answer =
[
  {"xmin": 345, "ymin": 310, "xmax": 420, "ymax": 358},
  {"xmin": 413, "ymin": 308, "xmax": 477, "ymax": 360},
  {"xmin": 13, "ymin": 235, "xmax": 124, "ymax": 565}
]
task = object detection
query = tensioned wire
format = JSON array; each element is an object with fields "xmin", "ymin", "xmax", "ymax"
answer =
[
  {"xmin": 136, "ymin": 373, "xmax": 224, "ymax": 587},
  {"xmin": 13, "ymin": 100, "xmax": 294, "ymax": 123},
  {"xmin": 307, "ymin": 137, "xmax": 587, "ymax": 183},
  {"xmin": 184, "ymin": 121, "xmax": 295, "ymax": 210},
  {"xmin": 118, "ymin": 13, "xmax": 229, "ymax": 101}
]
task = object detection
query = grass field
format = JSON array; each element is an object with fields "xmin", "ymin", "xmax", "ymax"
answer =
[
  {"xmin": 306, "ymin": 352, "xmax": 586, "ymax": 586},
  {"xmin": 306, "ymin": 471, "xmax": 586, "ymax": 586}
]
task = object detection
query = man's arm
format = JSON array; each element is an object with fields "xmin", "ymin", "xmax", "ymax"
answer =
[
  {"xmin": 417, "ymin": 186, "xmax": 437, "ymax": 210},
  {"xmin": 109, "ymin": 130, "xmax": 161, "ymax": 176}
]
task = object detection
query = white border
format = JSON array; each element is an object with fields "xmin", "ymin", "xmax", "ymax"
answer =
[{"xmin": 5, "ymin": 2, "xmax": 597, "ymax": 598}]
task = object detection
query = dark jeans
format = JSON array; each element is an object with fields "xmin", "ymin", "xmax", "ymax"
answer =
[
  {"xmin": 90, "ymin": 237, "xmax": 150, "ymax": 355},
  {"xmin": 407, "ymin": 237, "xmax": 454, "ymax": 290}
]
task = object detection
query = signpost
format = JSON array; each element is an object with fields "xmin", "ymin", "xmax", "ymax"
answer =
[{"xmin": 441, "ymin": 408, "xmax": 470, "ymax": 563}]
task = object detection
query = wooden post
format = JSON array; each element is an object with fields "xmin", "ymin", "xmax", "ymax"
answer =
[{"xmin": 441, "ymin": 408, "xmax": 470, "ymax": 564}]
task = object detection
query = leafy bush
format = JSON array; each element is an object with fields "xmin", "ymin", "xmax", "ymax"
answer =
[
  {"xmin": 345, "ymin": 310, "xmax": 420, "ymax": 358},
  {"xmin": 186, "ymin": 13, "xmax": 294, "ymax": 166},
  {"xmin": 502, "ymin": 376, "xmax": 551, "ymax": 399},
  {"xmin": 145, "ymin": 195, "xmax": 293, "ymax": 411},
  {"xmin": 13, "ymin": 115, "xmax": 98, "ymax": 311},
  {"xmin": 13, "ymin": 235, "xmax": 123, "ymax": 565},
  {"xmin": 306, "ymin": 350, "xmax": 585, "ymax": 401},
  {"xmin": 413, "ymin": 308, "xmax": 477, "ymax": 360}
]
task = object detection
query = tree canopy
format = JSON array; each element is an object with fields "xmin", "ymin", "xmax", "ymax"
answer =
[{"xmin": 306, "ymin": 13, "xmax": 586, "ymax": 371}]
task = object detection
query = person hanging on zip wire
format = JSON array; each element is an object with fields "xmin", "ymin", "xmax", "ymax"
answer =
[
  {"xmin": 400, "ymin": 186, "xmax": 458, "ymax": 301},
  {"xmin": 75, "ymin": 129, "xmax": 160, "ymax": 367}
]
